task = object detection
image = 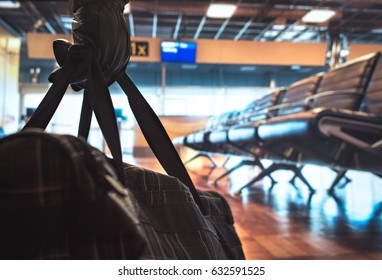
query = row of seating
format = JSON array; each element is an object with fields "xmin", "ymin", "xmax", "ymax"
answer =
[{"xmin": 174, "ymin": 52, "xmax": 382, "ymax": 194}]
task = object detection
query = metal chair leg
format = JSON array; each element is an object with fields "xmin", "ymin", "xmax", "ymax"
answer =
[
  {"xmin": 184, "ymin": 152, "xmax": 217, "ymax": 168},
  {"xmin": 215, "ymin": 158, "xmax": 277, "ymax": 187},
  {"xmin": 290, "ymin": 165, "xmax": 316, "ymax": 193},
  {"xmin": 214, "ymin": 159, "xmax": 250, "ymax": 186},
  {"xmin": 236, "ymin": 163, "xmax": 315, "ymax": 195},
  {"xmin": 236, "ymin": 163, "xmax": 278, "ymax": 195},
  {"xmin": 327, "ymin": 168, "xmax": 350, "ymax": 193}
]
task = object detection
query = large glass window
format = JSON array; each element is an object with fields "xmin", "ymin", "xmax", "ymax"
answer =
[{"xmin": 21, "ymin": 85, "xmax": 272, "ymax": 153}]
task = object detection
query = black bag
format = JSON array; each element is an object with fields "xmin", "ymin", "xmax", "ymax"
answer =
[
  {"xmin": 0, "ymin": 131, "xmax": 146, "ymax": 259},
  {"xmin": 0, "ymin": 131, "xmax": 244, "ymax": 260},
  {"xmin": 0, "ymin": 0, "xmax": 245, "ymax": 260}
]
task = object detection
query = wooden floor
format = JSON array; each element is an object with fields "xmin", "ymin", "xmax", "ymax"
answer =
[{"xmin": 129, "ymin": 153, "xmax": 382, "ymax": 260}]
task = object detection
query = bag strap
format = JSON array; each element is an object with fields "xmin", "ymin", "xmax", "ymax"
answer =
[
  {"xmin": 117, "ymin": 73, "xmax": 207, "ymax": 215},
  {"xmin": 23, "ymin": 46, "xmax": 206, "ymax": 215},
  {"xmin": 22, "ymin": 58, "xmax": 75, "ymax": 130},
  {"xmin": 22, "ymin": 47, "xmax": 126, "ymax": 184},
  {"xmin": 84, "ymin": 50, "xmax": 125, "ymax": 183},
  {"xmin": 78, "ymin": 89, "xmax": 92, "ymax": 140}
]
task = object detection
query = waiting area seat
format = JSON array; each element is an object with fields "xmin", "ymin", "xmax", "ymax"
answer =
[
  {"xmin": 207, "ymin": 89, "xmax": 285, "ymax": 186},
  {"xmin": 179, "ymin": 111, "xmax": 240, "ymax": 169},
  {"xmin": 175, "ymin": 52, "xmax": 382, "ymax": 194},
  {"xmin": 248, "ymin": 52, "xmax": 381, "ymax": 193}
]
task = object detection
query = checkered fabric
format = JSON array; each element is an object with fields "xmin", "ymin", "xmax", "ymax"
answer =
[
  {"xmin": 0, "ymin": 131, "xmax": 146, "ymax": 259},
  {"xmin": 123, "ymin": 164, "xmax": 244, "ymax": 260},
  {"xmin": 0, "ymin": 131, "xmax": 244, "ymax": 260}
]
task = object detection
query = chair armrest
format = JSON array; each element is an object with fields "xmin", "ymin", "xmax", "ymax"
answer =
[
  {"xmin": 267, "ymin": 102, "xmax": 306, "ymax": 113},
  {"xmin": 267, "ymin": 103, "xmax": 293, "ymax": 111},
  {"xmin": 305, "ymin": 90, "xmax": 362, "ymax": 102},
  {"xmin": 266, "ymin": 102, "xmax": 309, "ymax": 116},
  {"xmin": 318, "ymin": 115, "xmax": 382, "ymax": 159}
]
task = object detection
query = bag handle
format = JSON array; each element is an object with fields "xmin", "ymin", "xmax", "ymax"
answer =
[
  {"xmin": 22, "ymin": 57, "xmax": 75, "ymax": 130},
  {"xmin": 117, "ymin": 73, "xmax": 206, "ymax": 215},
  {"xmin": 24, "ymin": 45, "xmax": 206, "ymax": 215},
  {"xmin": 78, "ymin": 89, "xmax": 92, "ymax": 140},
  {"xmin": 84, "ymin": 49, "xmax": 126, "ymax": 183},
  {"xmin": 23, "ymin": 46, "xmax": 126, "ymax": 184}
]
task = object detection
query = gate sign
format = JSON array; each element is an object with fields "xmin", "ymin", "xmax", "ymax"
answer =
[{"xmin": 131, "ymin": 41, "xmax": 149, "ymax": 57}]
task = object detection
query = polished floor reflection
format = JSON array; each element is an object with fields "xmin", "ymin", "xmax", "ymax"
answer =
[{"xmin": 130, "ymin": 153, "xmax": 382, "ymax": 260}]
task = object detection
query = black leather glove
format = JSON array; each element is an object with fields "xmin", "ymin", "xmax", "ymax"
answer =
[{"xmin": 49, "ymin": 0, "xmax": 131, "ymax": 90}]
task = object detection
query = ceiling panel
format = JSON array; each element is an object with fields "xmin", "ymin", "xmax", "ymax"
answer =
[
  {"xmin": 0, "ymin": 0, "xmax": 381, "ymax": 43},
  {"xmin": 1, "ymin": 0, "xmax": 381, "ymax": 81}
]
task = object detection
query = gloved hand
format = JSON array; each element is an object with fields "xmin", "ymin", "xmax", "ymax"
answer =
[{"xmin": 48, "ymin": 0, "xmax": 131, "ymax": 91}]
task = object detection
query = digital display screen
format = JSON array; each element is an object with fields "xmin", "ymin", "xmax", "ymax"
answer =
[{"xmin": 160, "ymin": 41, "xmax": 197, "ymax": 63}]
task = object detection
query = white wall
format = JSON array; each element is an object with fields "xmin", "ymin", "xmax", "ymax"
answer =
[
  {"xmin": 22, "ymin": 85, "xmax": 273, "ymax": 128},
  {"xmin": 21, "ymin": 84, "xmax": 272, "ymax": 151},
  {"xmin": 136, "ymin": 86, "xmax": 272, "ymax": 116},
  {"xmin": 0, "ymin": 36, "xmax": 21, "ymax": 134}
]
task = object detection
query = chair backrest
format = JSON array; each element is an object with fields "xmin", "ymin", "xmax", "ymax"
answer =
[
  {"xmin": 254, "ymin": 89, "xmax": 285, "ymax": 118},
  {"xmin": 311, "ymin": 52, "xmax": 380, "ymax": 110},
  {"xmin": 235, "ymin": 98, "xmax": 262, "ymax": 123},
  {"xmin": 221, "ymin": 110, "xmax": 241, "ymax": 128},
  {"xmin": 205, "ymin": 116, "xmax": 219, "ymax": 130},
  {"xmin": 241, "ymin": 99, "xmax": 258, "ymax": 115},
  {"xmin": 245, "ymin": 89, "xmax": 285, "ymax": 122},
  {"xmin": 202, "ymin": 110, "xmax": 241, "ymax": 132},
  {"xmin": 276, "ymin": 73, "xmax": 322, "ymax": 116},
  {"xmin": 360, "ymin": 54, "xmax": 382, "ymax": 116}
]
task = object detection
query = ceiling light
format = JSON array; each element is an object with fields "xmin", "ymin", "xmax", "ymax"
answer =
[
  {"xmin": 273, "ymin": 24, "xmax": 285, "ymax": 30},
  {"xmin": 0, "ymin": 1, "xmax": 20, "ymax": 8},
  {"xmin": 207, "ymin": 3, "xmax": 237, "ymax": 19},
  {"xmin": 123, "ymin": 3, "xmax": 131, "ymax": 14},
  {"xmin": 302, "ymin": 9, "xmax": 336, "ymax": 23},
  {"xmin": 60, "ymin": 16, "xmax": 72, "ymax": 23},
  {"xmin": 181, "ymin": 64, "xmax": 198, "ymax": 70},
  {"xmin": 293, "ymin": 25, "xmax": 307, "ymax": 31},
  {"xmin": 297, "ymin": 31, "xmax": 316, "ymax": 41},
  {"xmin": 63, "ymin": 23, "xmax": 72, "ymax": 30},
  {"xmin": 340, "ymin": 49, "xmax": 349, "ymax": 57},
  {"xmin": 264, "ymin": 30, "xmax": 279, "ymax": 37},
  {"xmin": 290, "ymin": 65, "xmax": 301, "ymax": 71},
  {"xmin": 128, "ymin": 62, "xmax": 137, "ymax": 68},
  {"xmin": 280, "ymin": 31, "xmax": 298, "ymax": 40},
  {"xmin": 240, "ymin": 66, "xmax": 256, "ymax": 72}
]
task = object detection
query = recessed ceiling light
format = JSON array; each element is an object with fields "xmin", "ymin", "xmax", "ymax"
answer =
[
  {"xmin": 182, "ymin": 64, "xmax": 198, "ymax": 70},
  {"xmin": 123, "ymin": 3, "xmax": 131, "ymax": 14},
  {"xmin": 264, "ymin": 30, "xmax": 279, "ymax": 37},
  {"xmin": 0, "ymin": 1, "xmax": 20, "ymax": 8},
  {"xmin": 340, "ymin": 49, "xmax": 349, "ymax": 57},
  {"xmin": 280, "ymin": 31, "xmax": 298, "ymax": 40},
  {"xmin": 293, "ymin": 25, "xmax": 307, "ymax": 31},
  {"xmin": 128, "ymin": 62, "xmax": 137, "ymax": 68},
  {"xmin": 298, "ymin": 31, "xmax": 316, "ymax": 41},
  {"xmin": 273, "ymin": 25, "xmax": 285, "ymax": 30},
  {"xmin": 240, "ymin": 66, "xmax": 256, "ymax": 72},
  {"xmin": 60, "ymin": 16, "xmax": 72, "ymax": 23},
  {"xmin": 302, "ymin": 9, "xmax": 336, "ymax": 23},
  {"xmin": 63, "ymin": 23, "xmax": 72, "ymax": 30},
  {"xmin": 207, "ymin": 4, "xmax": 237, "ymax": 19},
  {"xmin": 290, "ymin": 65, "xmax": 301, "ymax": 70}
]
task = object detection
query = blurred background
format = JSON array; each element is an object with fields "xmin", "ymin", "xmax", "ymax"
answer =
[{"xmin": 1, "ymin": 1, "xmax": 382, "ymax": 152}]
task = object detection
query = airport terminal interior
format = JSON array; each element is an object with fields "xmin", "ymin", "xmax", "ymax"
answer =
[{"xmin": 1, "ymin": 0, "xmax": 382, "ymax": 259}]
